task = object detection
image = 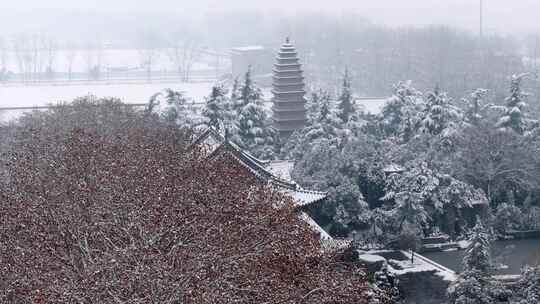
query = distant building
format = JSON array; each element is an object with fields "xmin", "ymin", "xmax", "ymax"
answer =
[
  {"xmin": 230, "ymin": 46, "xmax": 273, "ymax": 84},
  {"xmin": 271, "ymin": 38, "xmax": 307, "ymax": 139}
]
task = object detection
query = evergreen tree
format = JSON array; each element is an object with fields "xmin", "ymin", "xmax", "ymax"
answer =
[
  {"xmin": 238, "ymin": 66, "xmax": 262, "ymax": 110},
  {"xmin": 513, "ymin": 266, "xmax": 540, "ymax": 303},
  {"xmin": 234, "ymin": 100, "xmax": 276, "ymax": 158},
  {"xmin": 306, "ymin": 90, "xmax": 322, "ymax": 126},
  {"xmin": 449, "ymin": 218, "xmax": 508, "ymax": 304},
  {"xmin": 448, "ymin": 270, "xmax": 496, "ymax": 304},
  {"xmin": 380, "ymin": 80, "xmax": 423, "ymax": 142},
  {"xmin": 202, "ymin": 84, "xmax": 230, "ymax": 131},
  {"xmin": 382, "ymin": 161, "xmax": 435, "ymax": 232},
  {"xmin": 232, "ymin": 75, "xmax": 275, "ymax": 158},
  {"xmin": 337, "ymin": 68, "xmax": 354, "ymax": 124},
  {"xmin": 496, "ymin": 73, "xmax": 529, "ymax": 134},
  {"xmin": 230, "ymin": 76, "xmax": 241, "ymax": 111},
  {"xmin": 420, "ymin": 85, "xmax": 461, "ymax": 136},
  {"xmin": 463, "ymin": 88, "xmax": 488, "ymax": 126},
  {"xmin": 463, "ymin": 218, "xmax": 492, "ymax": 274},
  {"xmin": 318, "ymin": 89, "xmax": 341, "ymax": 126},
  {"xmin": 147, "ymin": 88, "xmax": 201, "ymax": 127}
]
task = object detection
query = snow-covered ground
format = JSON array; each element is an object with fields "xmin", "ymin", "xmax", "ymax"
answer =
[
  {"xmin": 0, "ymin": 82, "xmax": 216, "ymax": 121},
  {"xmin": 0, "ymin": 82, "xmax": 273, "ymax": 122}
]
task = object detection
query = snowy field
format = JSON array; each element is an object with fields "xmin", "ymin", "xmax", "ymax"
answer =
[
  {"xmin": 0, "ymin": 81, "xmax": 385, "ymax": 122},
  {"xmin": 0, "ymin": 82, "xmax": 274, "ymax": 122},
  {"xmin": 0, "ymin": 82, "xmax": 217, "ymax": 121}
]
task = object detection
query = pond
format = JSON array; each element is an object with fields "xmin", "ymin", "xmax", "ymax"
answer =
[{"xmin": 422, "ymin": 239, "xmax": 540, "ymax": 275}]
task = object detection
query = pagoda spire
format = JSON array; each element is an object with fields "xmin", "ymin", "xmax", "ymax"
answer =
[{"xmin": 271, "ymin": 38, "xmax": 307, "ymax": 139}]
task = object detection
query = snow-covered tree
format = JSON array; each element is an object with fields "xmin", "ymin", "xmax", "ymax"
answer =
[
  {"xmin": 147, "ymin": 88, "xmax": 201, "ymax": 127},
  {"xmin": 373, "ymin": 266, "xmax": 401, "ymax": 303},
  {"xmin": 382, "ymin": 161, "xmax": 435, "ymax": 232},
  {"xmin": 230, "ymin": 76, "xmax": 240, "ymax": 111},
  {"xmin": 449, "ymin": 218, "xmax": 510, "ymax": 304},
  {"xmin": 437, "ymin": 176, "xmax": 489, "ymax": 238},
  {"xmin": 233, "ymin": 97, "xmax": 276, "ymax": 158},
  {"xmin": 379, "ymin": 80, "xmax": 423, "ymax": 142},
  {"xmin": 202, "ymin": 84, "xmax": 231, "ymax": 131},
  {"xmin": 318, "ymin": 89, "xmax": 341, "ymax": 126},
  {"xmin": 512, "ymin": 266, "xmax": 540, "ymax": 303},
  {"xmin": 495, "ymin": 73, "xmax": 529, "ymax": 134},
  {"xmin": 463, "ymin": 88, "xmax": 488, "ymax": 126},
  {"xmin": 420, "ymin": 86, "xmax": 462, "ymax": 136},
  {"xmin": 283, "ymin": 89, "xmax": 344, "ymax": 159},
  {"xmin": 448, "ymin": 270, "xmax": 496, "ymax": 304},
  {"xmin": 237, "ymin": 66, "xmax": 262, "ymax": 111},
  {"xmin": 493, "ymin": 203, "xmax": 522, "ymax": 235},
  {"xmin": 463, "ymin": 218, "xmax": 492, "ymax": 273},
  {"xmin": 226, "ymin": 67, "xmax": 277, "ymax": 158},
  {"xmin": 306, "ymin": 90, "xmax": 323, "ymax": 126},
  {"xmin": 337, "ymin": 68, "xmax": 354, "ymax": 124}
]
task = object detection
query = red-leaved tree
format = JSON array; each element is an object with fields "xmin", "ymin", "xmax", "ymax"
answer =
[{"xmin": 0, "ymin": 97, "xmax": 386, "ymax": 303}]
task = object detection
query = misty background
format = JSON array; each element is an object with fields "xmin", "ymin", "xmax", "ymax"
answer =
[{"xmin": 0, "ymin": 0, "xmax": 539, "ymax": 107}]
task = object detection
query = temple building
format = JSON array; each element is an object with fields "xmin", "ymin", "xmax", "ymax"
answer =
[
  {"xmin": 272, "ymin": 38, "xmax": 307, "ymax": 138},
  {"xmin": 193, "ymin": 127, "xmax": 350, "ymax": 251}
]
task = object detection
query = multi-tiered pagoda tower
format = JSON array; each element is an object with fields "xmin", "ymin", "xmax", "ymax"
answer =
[{"xmin": 272, "ymin": 38, "xmax": 307, "ymax": 138}]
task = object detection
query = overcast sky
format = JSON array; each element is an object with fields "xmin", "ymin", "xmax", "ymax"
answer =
[{"xmin": 0, "ymin": 0, "xmax": 539, "ymax": 34}]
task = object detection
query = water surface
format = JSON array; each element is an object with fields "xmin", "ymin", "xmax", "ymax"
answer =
[{"xmin": 423, "ymin": 239, "xmax": 540, "ymax": 274}]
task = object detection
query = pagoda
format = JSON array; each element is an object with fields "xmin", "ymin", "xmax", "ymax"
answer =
[{"xmin": 272, "ymin": 38, "xmax": 307, "ymax": 138}]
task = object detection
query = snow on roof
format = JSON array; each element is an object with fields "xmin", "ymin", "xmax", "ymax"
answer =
[
  {"xmin": 358, "ymin": 254, "xmax": 387, "ymax": 263},
  {"xmin": 194, "ymin": 128, "xmax": 327, "ymax": 208},
  {"xmin": 267, "ymin": 160, "xmax": 294, "ymax": 181},
  {"xmin": 280, "ymin": 188, "xmax": 328, "ymax": 207},
  {"xmin": 383, "ymin": 163, "xmax": 405, "ymax": 173},
  {"xmin": 321, "ymin": 238, "xmax": 353, "ymax": 253}
]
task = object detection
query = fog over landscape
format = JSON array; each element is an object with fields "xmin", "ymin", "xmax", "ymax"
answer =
[{"xmin": 2, "ymin": 0, "xmax": 540, "ymax": 34}]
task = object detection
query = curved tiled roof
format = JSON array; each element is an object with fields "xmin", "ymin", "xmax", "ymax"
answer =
[{"xmin": 193, "ymin": 127, "xmax": 337, "ymax": 247}]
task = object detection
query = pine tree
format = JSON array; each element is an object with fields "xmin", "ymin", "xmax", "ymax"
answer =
[
  {"xmin": 463, "ymin": 218, "xmax": 492, "ymax": 274},
  {"xmin": 230, "ymin": 76, "xmax": 241, "ymax": 112},
  {"xmin": 337, "ymin": 68, "xmax": 353, "ymax": 124},
  {"xmin": 463, "ymin": 88, "xmax": 488, "ymax": 126},
  {"xmin": 148, "ymin": 88, "xmax": 201, "ymax": 127},
  {"xmin": 449, "ymin": 218, "xmax": 505, "ymax": 304},
  {"xmin": 496, "ymin": 73, "xmax": 529, "ymax": 134},
  {"xmin": 202, "ymin": 84, "xmax": 230, "ymax": 131},
  {"xmin": 318, "ymin": 89, "xmax": 340, "ymax": 126},
  {"xmin": 420, "ymin": 85, "xmax": 461, "ymax": 136},
  {"xmin": 230, "ymin": 69, "xmax": 275, "ymax": 157},
  {"xmin": 380, "ymin": 80, "xmax": 423, "ymax": 141},
  {"xmin": 448, "ymin": 270, "xmax": 496, "ymax": 304},
  {"xmin": 238, "ymin": 66, "xmax": 262, "ymax": 110},
  {"xmin": 306, "ymin": 90, "xmax": 322, "ymax": 126},
  {"xmin": 513, "ymin": 266, "xmax": 540, "ymax": 303},
  {"xmin": 234, "ymin": 100, "xmax": 276, "ymax": 158}
]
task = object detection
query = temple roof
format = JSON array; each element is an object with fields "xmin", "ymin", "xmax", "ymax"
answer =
[
  {"xmin": 193, "ymin": 127, "xmax": 326, "ymax": 207},
  {"xmin": 192, "ymin": 127, "xmax": 348, "ymax": 251}
]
